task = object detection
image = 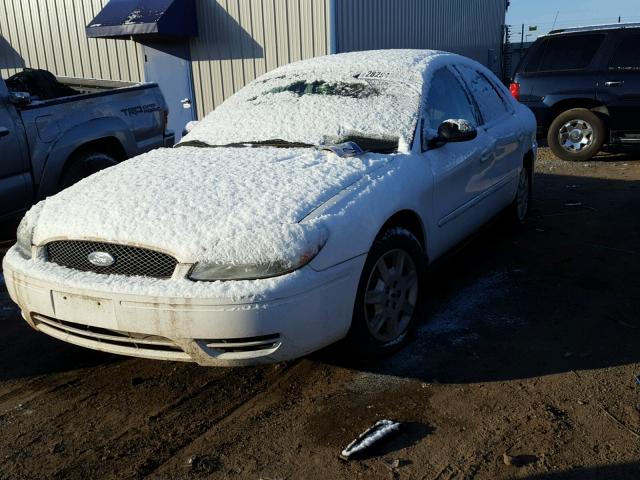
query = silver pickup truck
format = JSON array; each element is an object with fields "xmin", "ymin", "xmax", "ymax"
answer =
[{"xmin": 0, "ymin": 72, "xmax": 174, "ymax": 231}]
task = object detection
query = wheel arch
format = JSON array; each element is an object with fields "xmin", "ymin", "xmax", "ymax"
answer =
[
  {"xmin": 376, "ymin": 209, "xmax": 427, "ymax": 257},
  {"xmin": 546, "ymin": 98, "xmax": 610, "ymax": 136}
]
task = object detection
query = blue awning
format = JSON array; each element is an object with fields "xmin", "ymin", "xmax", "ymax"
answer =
[{"xmin": 86, "ymin": 0, "xmax": 197, "ymax": 39}]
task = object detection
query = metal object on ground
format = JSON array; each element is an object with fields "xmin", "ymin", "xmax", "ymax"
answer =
[{"xmin": 340, "ymin": 419, "xmax": 402, "ymax": 460}]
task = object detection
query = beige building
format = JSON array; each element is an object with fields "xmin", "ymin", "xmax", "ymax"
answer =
[{"xmin": 0, "ymin": 0, "xmax": 507, "ymax": 137}]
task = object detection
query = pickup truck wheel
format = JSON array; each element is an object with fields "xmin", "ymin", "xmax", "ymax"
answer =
[
  {"xmin": 59, "ymin": 151, "xmax": 118, "ymax": 190},
  {"xmin": 547, "ymin": 108, "xmax": 605, "ymax": 162},
  {"xmin": 346, "ymin": 228, "xmax": 426, "ymax": 359}
]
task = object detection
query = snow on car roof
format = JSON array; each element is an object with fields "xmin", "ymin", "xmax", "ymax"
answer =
[{"xmin": 182, "ymin": 49, "xmax": 447, "ymax": 149}]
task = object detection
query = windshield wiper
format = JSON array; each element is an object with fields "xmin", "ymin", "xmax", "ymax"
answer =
[
  {"xmin": 336, "ymin": 134, "xmax": 399, "ymax": 154},
  {"xmin": 177, "ymin": 139, "xmax": 314, "ymax": 149}
]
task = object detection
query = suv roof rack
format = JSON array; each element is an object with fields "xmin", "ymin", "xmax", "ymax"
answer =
[{"xmin": 547, "ymin": 22, "xmax": 640, "ymax": 35}]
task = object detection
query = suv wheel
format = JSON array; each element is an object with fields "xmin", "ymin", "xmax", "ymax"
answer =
[
  {"xmin": 345, "ymin": 228, "xmax": 426, "ymax": 359},
  {"xmin": 547, "ymin": 108, "xmax": 605, "ymax": 162}
]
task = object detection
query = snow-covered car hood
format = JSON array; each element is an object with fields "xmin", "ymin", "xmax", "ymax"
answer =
[{"xmin": 32, "ymin": 146, "xmax": 392, "ymax": 265}]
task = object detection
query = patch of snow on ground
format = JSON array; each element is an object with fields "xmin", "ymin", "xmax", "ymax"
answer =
[
  {"xmin": 348, "ymin": 271, "xmax": 523, "ymax": 392},
  {"xmin": 419, "ymin": 271, "xmax": 518, "ymax": 337}
]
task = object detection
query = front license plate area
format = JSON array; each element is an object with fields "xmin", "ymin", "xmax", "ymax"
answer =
[{"xmin": 52, "ymin": 291, "xmax": 116, "ymax": 329}]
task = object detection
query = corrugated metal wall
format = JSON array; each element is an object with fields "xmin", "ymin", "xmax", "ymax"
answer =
[
  {"xmin": 336, "ymin": 0, "xmax": 505, "ymax": 73},
  {"xmin": 190, "ymin": 0, "xmax": 331, "ymax": 118},
  {"xmin": 1, "ymin": 0, "xmax": 506, "ymax": 117},
  {"xmin": 0, "ymin": 0, "xmax": 143, "ymax": 82}
]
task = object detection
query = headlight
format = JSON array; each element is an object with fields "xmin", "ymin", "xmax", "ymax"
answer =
[
  {"xmin": 188, "ymin": 229, "xmax": 327, "ymax": 282},
  {"xmin": 189, "ymin": 251, "xmax": 319, "ymax": 281}
]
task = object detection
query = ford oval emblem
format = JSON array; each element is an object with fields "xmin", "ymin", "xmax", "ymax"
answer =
[{"xmin": 87, "ymin": 251, "xmax": 115, "ymax": 267}]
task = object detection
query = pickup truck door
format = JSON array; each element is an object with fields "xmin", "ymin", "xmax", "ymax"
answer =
[
  {"xmin": 0, "ymin": 81, "xmax": 31, "ymax": 221},
  {"xmin": 597, "ymin": 31, "xmax": 640, "ymax": 139},
  {"xmin": 423, "ymin": 66, "xmax": 495, "ymax": 249}
]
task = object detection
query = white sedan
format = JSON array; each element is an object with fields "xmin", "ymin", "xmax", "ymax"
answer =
[{"xmin": 3, "ymin": 50, "xmax": 536, "ymax": 366}]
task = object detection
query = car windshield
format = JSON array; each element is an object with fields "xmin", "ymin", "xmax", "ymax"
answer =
[{"xmin": 180, "ymin": 68, "xmax": 423, "ymax": 152}]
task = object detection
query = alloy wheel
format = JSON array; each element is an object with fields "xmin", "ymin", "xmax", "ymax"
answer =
[
  {"xmin": 558, "ymin": 119, "xmax": 594, "ymax": 153},
  {"xmin": 364, "ymin": 249, "xmax": 419, "ymax": 343}
]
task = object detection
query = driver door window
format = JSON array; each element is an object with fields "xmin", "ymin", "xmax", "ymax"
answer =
[{"xmin": 424, "ymin": 67, "xmax": 478, "ymax": 132}]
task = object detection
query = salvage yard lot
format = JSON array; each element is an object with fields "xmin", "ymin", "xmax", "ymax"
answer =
[{"xmin": 1, "ymin": 147, "xmax": 639, "ymax": 479}]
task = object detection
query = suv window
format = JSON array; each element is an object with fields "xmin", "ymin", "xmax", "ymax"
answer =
[
  {"xmin": 536, "ymin": 34, "xmax": 605, "ymax": 72},
  {"xmin": 424, "ymin": 67, "xmax": 477, "ymax": 131},
  {"xmin": 609, "ymin": 33, "xmax": 640, "ymax": 70},
  {"xmin": 456, "ymin": 65, "xmax": 510, "ymax": 124}
]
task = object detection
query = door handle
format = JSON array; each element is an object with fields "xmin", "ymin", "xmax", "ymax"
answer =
[
  {"xmin": 604, "ymin": 81, "xmax": 624, "ymax": 87},
  {"xmin": 0, "ymin": 127, "xmax": 9, "ymax": 137},
  {"xmin": 480, "ymin": 150, "xmax": 493, "ymax": 163}
]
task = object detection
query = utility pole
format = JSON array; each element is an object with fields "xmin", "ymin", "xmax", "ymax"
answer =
[{"xmin": 520, "ymin": 23, "xmax": 524, "ymax": 51}]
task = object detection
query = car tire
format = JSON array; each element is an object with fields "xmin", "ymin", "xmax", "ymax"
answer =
[
  {"xmin": 345, "ymin": 227, "xmax": 427, "ymax": 359},
  {"xmin": 508, "ymin": 165, "xmax": 532, "ymax": 227},
  {"xmin": 547, "ymin": 108, "xmax": 605, "ymax": 162},
  {"xmin": 59, "ymin": 151, "xmax": 118, "ymax": 191}
]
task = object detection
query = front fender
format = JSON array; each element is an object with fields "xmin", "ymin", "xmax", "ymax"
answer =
[
  {"xmin": 36, "ymin": 117, "xmax": 137, "ymax": 198},
  {"xmin": 307, "ymin": 155, "xmax": 433, "ymax": 271}
]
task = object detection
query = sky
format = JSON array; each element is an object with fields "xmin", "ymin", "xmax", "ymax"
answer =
[{"xmin": 506, "ymin": 0, "xmax": 639, "ymax": 41}]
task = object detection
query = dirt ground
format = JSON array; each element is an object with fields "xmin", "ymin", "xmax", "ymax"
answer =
[{"xmin": 1, "ymin": 147, "xmax": 640, "ymax": 480}]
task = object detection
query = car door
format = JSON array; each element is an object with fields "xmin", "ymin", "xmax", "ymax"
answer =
[
  {"xmin": 0, "ymin": 80, "xmax": 31, "ymax": 220},
  {"xmin": 423, "ymin": 66, "xmax": 495, "ymax": 249},
  {"xmin": 597, "ymin": 30, "xmax": 640, "ymax": 139},
  {"xmin": 455, "ymin": 64, "xmax": 522, "ymax": 212}
]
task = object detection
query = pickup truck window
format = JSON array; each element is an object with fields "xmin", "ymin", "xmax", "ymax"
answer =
[
  {"xmin": 537, "ymin": 34, "xmax": 605, "ymax": 72},
  {"xmin": 609, "ymin": 33, "xmax": 640, "ymax": 70}
]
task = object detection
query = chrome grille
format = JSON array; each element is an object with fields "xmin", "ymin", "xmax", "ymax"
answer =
[{"xmin": 46, "ymin": 240, "xmax": 177, "ymax": 278}]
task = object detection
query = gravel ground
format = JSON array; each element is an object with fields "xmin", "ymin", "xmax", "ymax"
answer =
[{"xmin": 1, "ymin": 147, "xmax": 640, "ymax": 479}]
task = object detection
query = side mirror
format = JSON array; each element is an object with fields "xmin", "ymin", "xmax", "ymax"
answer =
[
  {"xmin": 427, "ymin": 119, "xmax": 477, "ymax": 149},
  {"xmin": 8, "ymin": 91, "xmax": 32, "ymax": 106}
]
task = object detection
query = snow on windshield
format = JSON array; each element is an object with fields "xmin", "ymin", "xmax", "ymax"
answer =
[{"xmin": 182, "ymin": 51, "xmax": 436, "ymax": 148}]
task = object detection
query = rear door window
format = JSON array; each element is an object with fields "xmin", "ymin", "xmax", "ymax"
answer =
[
  {"xmin": 455, "ymin": 65, "xmax": 510, "ymax": 125},
  {"xmin": 537, "ymin": 34, "xmax": 605, "ymax": 72},
  {"xmin": 523, "ymin": 42, "xmax": 546, "ymax": 72},
  {"xmin": 609, "ymin": 33, "xmax": 640, "ymax": 70}
]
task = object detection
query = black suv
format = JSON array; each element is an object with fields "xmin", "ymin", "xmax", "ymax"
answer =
[{"xmin": 511, "ymin": 23, "xmax": 640, "ymax": 161}]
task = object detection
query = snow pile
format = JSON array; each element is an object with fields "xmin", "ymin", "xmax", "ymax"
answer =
[
  {"xmin": 33, "ymin": 146, "xmax": 391, "ymax": 265},
  {"xmin": 448, "ymin": 119, "xmax": 474, "ymax": 134},
  {"xmin": 123, "ymin": 8, "xmax": 143, "ymax": 24},
  {"xmin": 182, "ymin": 50, "xmax": 443, "ymax": 149}
]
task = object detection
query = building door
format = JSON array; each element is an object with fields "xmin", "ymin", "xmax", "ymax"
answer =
[{"xmin": 142, "ymin": 42, "xmax": 195, "ymax": 142}]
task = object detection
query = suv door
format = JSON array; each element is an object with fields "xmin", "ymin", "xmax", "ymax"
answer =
[
  {"xmin": 597, "ymin": 30, "xmax": 640, "ymax": 140},
  {"xmin": 515, "ymin": 33, "xmax": 607, "ymax": 130},
  {"xmin": 423, "ymin": 66, "xmax": 494, "ymax": 248},
  {"xmin": 0, "ymin": 80, "xmax": 31, "ymax": 221}
]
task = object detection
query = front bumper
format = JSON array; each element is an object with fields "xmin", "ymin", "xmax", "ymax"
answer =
[{"xmin": 2, "ymin": 247, "xmax": 364, "ymax": 366}]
